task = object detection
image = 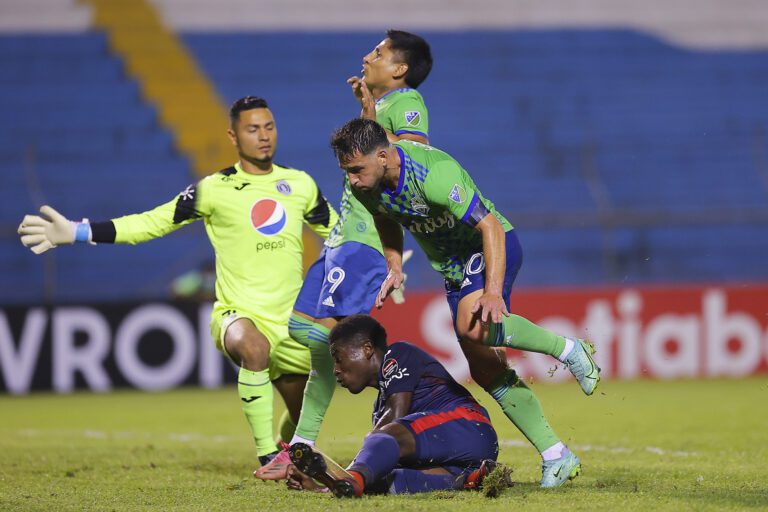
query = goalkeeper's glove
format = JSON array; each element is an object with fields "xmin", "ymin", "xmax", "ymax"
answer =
[
  {"xmin": 18, "ymin": 205, "xmax": 92, "ymax": 254},
  {"xmin": 389, "ymin": 249, "xmax": 413, "ymax": 305}
]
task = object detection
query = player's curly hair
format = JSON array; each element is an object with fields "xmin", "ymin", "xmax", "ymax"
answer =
[
  {"xmin": 229, "ymin": 96, "xmax": 269, "ymax": 124},
  {"xmin": 386, "ymin": 29, "xmax": 432, "ymax": 88},
  {"xmin": 329, "ymin": 314, "xmax": 388, "ymax": 351},
  {"xmin": 330, "ymin": 118, "xmax": 389, "ymax": 162}
]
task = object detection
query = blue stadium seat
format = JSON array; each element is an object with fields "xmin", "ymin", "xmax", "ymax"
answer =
[
  {"xmin": 2, "ymin": 29, "xmax": 768, "ymax": 302},
  {"xmin": 1, "ymin": 32, "xmax": 200, "ymax": 303}
]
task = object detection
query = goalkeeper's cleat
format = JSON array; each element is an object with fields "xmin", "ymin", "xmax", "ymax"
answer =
[
  {"xmin": 254, "ymin": 442, "xmax": 292, "ymax": 480},
  {"xmin": 289, "ymin": 443, "xmax": 362, "ymax": 498},
  {"xmin": 540, "ymin": 448, "xmax": 581, "ymax": 488},
  {"xmin": 458, "ymin": 459, "xmax": 496, "ymax": 490},
  {"xmin": 563, "ymin": 338, "xmax": 601, "ymax": 396}
]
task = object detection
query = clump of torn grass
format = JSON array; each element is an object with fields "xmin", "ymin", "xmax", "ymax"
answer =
[{"xmin": 482, "ymin": 464, "xmax": 514, "ymax": 498}]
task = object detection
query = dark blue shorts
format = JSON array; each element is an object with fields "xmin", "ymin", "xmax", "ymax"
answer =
[
  {"xmin": 396, "ymin": 405, "xmax": 498, "ymax": 470},
  {"xmin": 293, "ymin": 242, "xmax": 388, "ymax": 319},
  {"xmin": 445, "ymin": 229, "xmax": 523, "ymax": 327}
]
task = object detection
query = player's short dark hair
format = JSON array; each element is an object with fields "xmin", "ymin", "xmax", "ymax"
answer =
[
  {"xmin": 329, "ymin": 314, "xmax": 388, "ymax": 351},
  {"xmin": 229, "ymin": 96, "xmax": 269, "ymax": 124},
  {"xmin": 386, "ymin": 29, "xmax": 432, "ymax": 88},
  {"xmin": 330, "ymin": 118, "xmax": 389, "ymax": 162}
]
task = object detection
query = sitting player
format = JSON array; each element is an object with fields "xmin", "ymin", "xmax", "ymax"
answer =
[{"xmin": 286, "ymin": 314, "xmax": 500, "ymax": 497}]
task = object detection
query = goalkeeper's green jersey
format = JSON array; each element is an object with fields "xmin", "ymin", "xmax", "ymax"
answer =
[
  {"xmin": 351, "ymin": 140, "xmax": 513, "ymax": 285},
  {"xmin": 325, "ymin": 88, "xmax": 429, "ymax": 251},
  {"xmin": 104, "ymin": 162, "xmax": 337, "ymax": 319}
]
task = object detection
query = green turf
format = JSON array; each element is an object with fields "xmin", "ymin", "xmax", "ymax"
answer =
[{"xmin": 1, "ymin": 378, "xmax": 767, "ymax": 511}]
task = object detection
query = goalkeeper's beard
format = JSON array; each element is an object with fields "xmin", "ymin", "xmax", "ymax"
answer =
[{"xmin": 242, "ymin": 152, "xmax": 273, "ymax": 171}]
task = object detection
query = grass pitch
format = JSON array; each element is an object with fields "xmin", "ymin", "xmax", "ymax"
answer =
[{"xmin": 1, "ymin": 378, "xmax": 767, "ymax": 511}]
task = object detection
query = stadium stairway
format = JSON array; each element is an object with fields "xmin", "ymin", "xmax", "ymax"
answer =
[
  {"xmin": 84, "ymin": 0, "xmax": 232, "ymax": 177},
  {"xmin": 0, "ymin": 32, "xmax": 210, "ymax": 303}
]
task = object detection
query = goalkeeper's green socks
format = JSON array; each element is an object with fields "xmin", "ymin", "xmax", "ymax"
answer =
[
  {"xmin": 237, "ymin": 367, "xmax": 274, "ymax": 456},
  {"xmin": 287, "ymin": 313, "xmax": 335, "ymax": 445},
  {"xmin": 486, "ymin": 368, "xmax": 561, "ymax": 453},
  {"xmin": 486, "ymin": 314, "xmax": 567, "ymax": 358}
]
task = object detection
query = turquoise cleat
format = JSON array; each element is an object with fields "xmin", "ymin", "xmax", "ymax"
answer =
[
  {"xmin": 540, "ymin": 448, "xmax": 581, "ymax": 488},
  {"xmin": 563, "ymin": 338, "xmax": 601, "ymax": 396}
]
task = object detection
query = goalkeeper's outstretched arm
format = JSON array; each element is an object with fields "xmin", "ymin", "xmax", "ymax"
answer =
[
  {"xmin": 18, "ymin": 184, "xmax": 205, "ymax": 254},
  {"xmin": 18, "ymin": 205, "xmax": 88, "ymax": 254}
]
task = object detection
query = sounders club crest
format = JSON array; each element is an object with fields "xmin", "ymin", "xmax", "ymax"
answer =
[
  {"xmin": 448, "ymin": 184, "xmax": 467, "ymax": 204},
  {"xmin": 404, "ymin": 111, "xmax": 421, "ymax": 127},
  {"xmin": 411, "ymin": 196, "xmax": 429, "ymax": 215}
]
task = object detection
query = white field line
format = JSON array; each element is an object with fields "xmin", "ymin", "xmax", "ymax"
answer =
[{"xmin": 14, "ymin": 429, "xmax": 698, "ymax": 457}]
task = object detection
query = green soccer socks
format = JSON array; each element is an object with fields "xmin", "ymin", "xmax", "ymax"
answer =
[
  {"xmin": 486, "ymin": 314, "xmax": 566, "ymax": 357},
  {"xmin": 486, "ymin": 368, "xmax": 560, "ymax": 453},
  {"xmin": 238, "ymin": 367, "xmax": 274, "ymax": 456},
  {"xmin": 288, "ymin": 313, "xmax": 335, "ymax": 443}
]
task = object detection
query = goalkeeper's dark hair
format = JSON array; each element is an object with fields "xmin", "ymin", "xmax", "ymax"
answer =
[
  {"xmin": 329, "ymin": 314, "xmax": 388, "ymax": 352},
  {"xmin": 330, "ymin": 118, "xmax": 389, "ymax": 162},
  {"xmin": 229, "ymin": 96, "xmax": 269, "ymax": 124},
  {"xmin": 386, "ymin": 29, "xmax": 432, "ymax": 88}
]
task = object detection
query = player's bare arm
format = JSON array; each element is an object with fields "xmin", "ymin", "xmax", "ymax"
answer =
[
  {"xmin": 373, "ymin": 213, "xmax": 405, "ymax": 308},
  {"xmin": 470, "ymin": 214, "xmax": 510, "ymax": 324},
  {"xmin": 286, "ymin": 464, "xmax": 327, "ymax": 492},
  {"xmin": 372, "ymin": 391, "xmax": 412, "ymax": 430},
  {"xmin": 347, "ymin": 76, "xmax": 377, "ymax": 120},
  {"xmin": 371, "ymin": 392, "xmax": 418, "ymax": 460},
  {"xmin": 347, "ymin": 76, "xmax": 428, "ymax": 145}
]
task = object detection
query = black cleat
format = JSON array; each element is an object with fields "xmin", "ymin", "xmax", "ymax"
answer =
[{"xmin": 289, "ymin": 443, "xmax": 360, "ymax": 498}]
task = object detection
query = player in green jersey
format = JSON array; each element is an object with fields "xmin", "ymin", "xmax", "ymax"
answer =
[
  {"xmin": 329, "ymin": 118, "xmax": 602, "ymax": 488},
  {"xmin": 347, "ymin": 29, "xmax": 430, "ymax": 141},
  {"xmin": 256, "ymin": 30, "xmax": 435, "ymax": 480},
  {"xmin": 17, "ymin": 96, "xmax": 338, "ymax": 472}
]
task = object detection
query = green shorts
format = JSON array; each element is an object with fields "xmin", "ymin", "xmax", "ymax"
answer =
[{"xmin": 210, "ymin": 302, "xmax": 310, "ymax": 381}]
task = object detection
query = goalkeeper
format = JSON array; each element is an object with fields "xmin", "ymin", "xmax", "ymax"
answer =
[{"xmin": 17, "ymin": 96, "xmax": 338, "ymax": 472}]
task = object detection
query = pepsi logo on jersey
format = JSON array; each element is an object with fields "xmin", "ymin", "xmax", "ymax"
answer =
[{"xmin": 250, "ymin": 198, "xmax": 287, "ymax": 236}]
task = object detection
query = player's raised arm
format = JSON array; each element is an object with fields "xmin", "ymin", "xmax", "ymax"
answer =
[
  {"xmin": 347, "ymin": 76, "xmax": 377, "ymax": 122},
  {"xmin": 348, "ymin": 76, "xmax": 429, "ymax": 145}
]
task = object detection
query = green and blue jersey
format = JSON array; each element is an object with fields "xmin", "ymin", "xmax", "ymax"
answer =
[
  {"xmin": 326, "ymin": 88, "xmax": 429, "ymax": 251},
  {"xmin": 352, "ymin": 140, "xmax": 513, "ymax": 285}
]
